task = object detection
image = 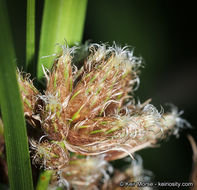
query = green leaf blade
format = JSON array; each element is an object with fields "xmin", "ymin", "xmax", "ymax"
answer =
[
  {"xmin": 0, "ymin": 1, "xmax": 34, "ymax": 189},
  {"xmin": 26, "ymin": 0, "xmax": 36, "ymax": 74},
  {"xmin": 37, "ymin": 0, "xmax": 88, "ymax": 79}
]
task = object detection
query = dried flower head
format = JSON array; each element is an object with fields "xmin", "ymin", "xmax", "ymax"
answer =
[
  {"xmin": 50, "ymin": 156, "xmax": 112, "ymax": 190},
  {"xmin": 48, "ymin": 154, "xmax": 153, "ymax": 190},
  {"xmin": 17, "ymin": 43, "xmax": 189, "ymax": 177}
]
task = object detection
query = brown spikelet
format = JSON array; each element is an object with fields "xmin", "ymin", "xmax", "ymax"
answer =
[
  {"xmin": 63, "ymin": 45, "xmax": 140, "ymax": 123},
  {"xmin": 36, "ymin": 92, "xmax": 69, "ymax": 141},
  {"xmin": 42, "ymin": 116, "xmax": 69, "ymax": 141},
  {"xmin": 67, "ymin": 117, "xmax": 118, "ymax": 146},
  {"xmin": 64, "ymin": 103, "xmax": 187, "ymax": 160},
  {"xmin": 17, "ymin": 72, "xmax": 38, "ymax": 114},
  {"xmin": 105, "ymin": 106, "xmax": 188, "ymax": 161},
  {"xmin": 54, "ymin": 156, "xmax": 111, "ymax": 190},
  {"xmin": 38, "ymin": 48, "xmax": 77, "ymax": 140},
  {"xmin": 104, "ymin": 58, "xmax": 141, "ymax": 116},
  {"xmin": 46, "ymin": 53, "xmax": 73, "ymax": 103},
  {"xmin": 17, "ymin": 71, "xmax": 41, "ymax": 127},
  {"xmin": 30, "ymin": 139, "xmax": 69, "ymax": 170}
]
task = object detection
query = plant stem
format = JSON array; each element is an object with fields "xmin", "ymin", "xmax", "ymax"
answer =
[{"xmin": 36, "ymin": 170, "xmax": 53, "ymax": 190}]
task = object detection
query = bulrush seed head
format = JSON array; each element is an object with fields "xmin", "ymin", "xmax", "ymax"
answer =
[{"xmin": 17, "ymin": 43, "xmax": 190, "ymax": 180}]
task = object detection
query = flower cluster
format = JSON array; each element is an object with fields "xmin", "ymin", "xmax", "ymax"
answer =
[
  {"xmin": 17, "ymin": 43, "xmax": 189, "ymax": 188},
  {"xmin": 48, "ymin": 154, "xmax": 152, "ymax": 190}
]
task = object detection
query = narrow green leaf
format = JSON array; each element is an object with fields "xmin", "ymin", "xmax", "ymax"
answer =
[
  {"xmin": 0, "ymin": 1, "xmax": 34, "ymax": 189},
  {"xmin": 37, "ymin": 0, "xmax": 88, "ymax": 79},
  {"xmin": 26, "ymin": 0, "xmax": 36, "ymax": 74},
  {"xmin": 36, "ymin": 170, "xmax": 53, "ymax": 190}
]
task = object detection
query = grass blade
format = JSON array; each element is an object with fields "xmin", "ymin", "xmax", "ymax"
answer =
[
  {"xmin": 37, "ymin": 0, "xmax": 88, "ymax": 78},
  {"xmin": 26, "ymin": 0, "xmax": 36, "ymax": 74},
  {"xmin": 0, "ymin": 1, "xmax": 34, "ymax": 189}
]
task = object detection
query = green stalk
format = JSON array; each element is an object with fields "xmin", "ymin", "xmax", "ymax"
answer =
[
  {"xmin": 26, "ymin": 0, "xmax": 35, "ymax": 74},
  {"xmin": 36, "ymin": 170, "xmax": 53, "ymax": 190},
  {"xmin": 0, "ymin": 0, "xmax": 34, "ymax": 189},
  {"xmin": 37, "ymin": 0, "xmax": 88, "ymax": 79}
]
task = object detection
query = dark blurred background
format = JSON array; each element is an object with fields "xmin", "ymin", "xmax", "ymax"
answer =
[{"xmin": 6, "ymin": 0, "xmax": 197, "ymax": 185}]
